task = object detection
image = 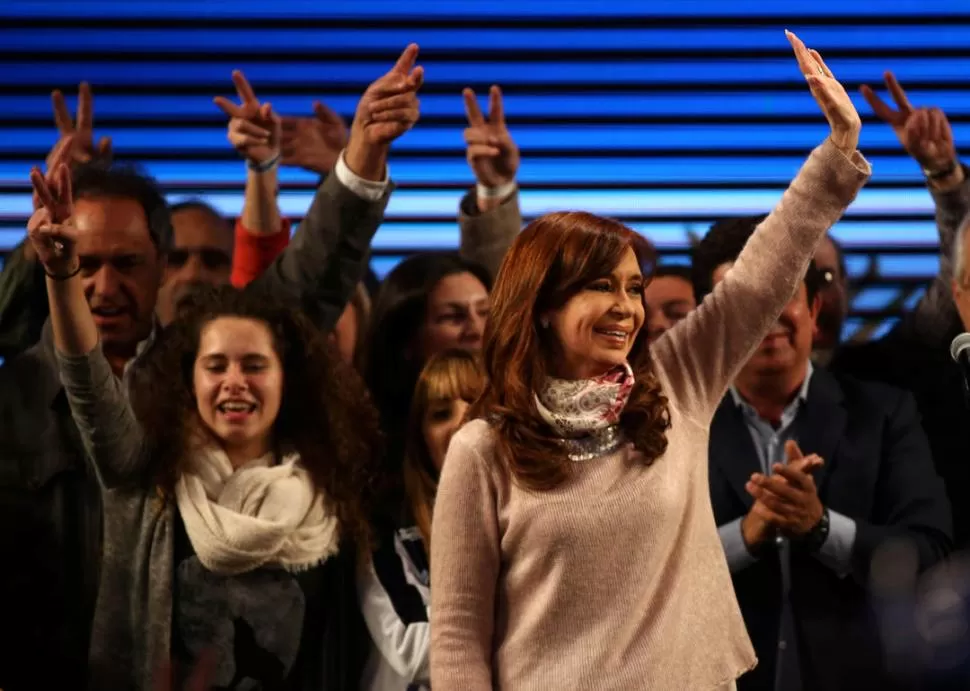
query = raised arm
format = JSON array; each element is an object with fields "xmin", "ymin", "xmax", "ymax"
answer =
[
  {"xmin": 861, "ymin": 72, "xmax": 966, "ymax": 342},
  {"xmin": 27, "ymin": 158, "xmax": 145, "ymax": 489},
  {"xmin": 458, "ymin": 85, "xmax": 522, "ymax": 278},
  {"xmin": 0, "ymin": 85, "xmax": 113, "ymax": 359},
  {"xmin": 651, "ymin": 33, "xmax": 870, "ymax": 424},
  {"xmin": 248, "ymin": 45, "xmax": 423, "ymax": 329},
  {"xmin": 213, "ymin": 70, "xmax": 292, "ymax": 288},
  {"xmin": 430, "ymin": 428, "xmax": 500, "ymax": 691}
]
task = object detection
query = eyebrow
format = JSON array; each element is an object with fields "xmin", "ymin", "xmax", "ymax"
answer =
[{"xmin": 439, "ymin": 297, "xmax": 489, "ymax": 309}]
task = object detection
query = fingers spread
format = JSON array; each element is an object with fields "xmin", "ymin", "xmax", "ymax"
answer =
[
  {"xmin": 77, "ymin": 81, "xmax": 93, "ymax": 133},
  {"xmin": 885, "ymin": 71, "xmax": 913, "ymax": 113},
  {"xmin": 31, "ymin": 167, "xmax": 56, "ymax": 210},
  {"xmin": 391, "ymin": 43, "xmax": 420, "ymax": 75},
  {"xmin": 51, "ymin": 89, "xmax": 73, "ymax": 134},
  {"xmin": 232, "ymin": 70, "xmax": 259, "ymax": 104},
  {"xmin": 231, "ymin": 119, "xmax": 272, "ymax": 139},
  {"xmin": 488, "ymin": 84, "xmax": 506, "ymax": 125},
  {"xmin": 463, "ymin": 88, "xmax": 485, "ymax": 126},
  {"xmin": 860, "ymin": 84, "xmax": 897, "ymax": 122},
  {"xmin": 213, "ymin": 96, "xmax": 244, "ymax": 119}
]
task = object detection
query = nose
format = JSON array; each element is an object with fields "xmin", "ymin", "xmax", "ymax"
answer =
[
  {"xmin": 465, "ymin": 311, "xmax": 486, "ymax": 341},
  {"xmin": 90, "ymin": 264, "xmax": 124, "ymax": 299},
  {"xmin": 221, "ymin": 364, "xmax": 249, "ymax": 393}
]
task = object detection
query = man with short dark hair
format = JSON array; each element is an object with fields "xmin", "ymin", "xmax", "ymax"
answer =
[
  {"xmin": 157, "ymin": 199, "xmax": 235, "ymax": 325},
  {"xmin": 694, "ymin": 215, "xmax": 952, "ymax": 691}
]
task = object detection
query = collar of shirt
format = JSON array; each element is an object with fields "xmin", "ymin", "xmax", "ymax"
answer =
[{"xmin": 728, "ymin": 361, "xmax": 815, "ymax": 429}]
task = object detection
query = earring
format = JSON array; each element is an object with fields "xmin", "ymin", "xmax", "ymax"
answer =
[{"xmin": 540, "ymin": 318, "xmax": 550, "ymax": 329}]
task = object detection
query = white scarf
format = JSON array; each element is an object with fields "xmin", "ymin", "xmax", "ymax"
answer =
[{"xmin": 174, "ymin": 447, "xmax": 340, "ymax": 576}]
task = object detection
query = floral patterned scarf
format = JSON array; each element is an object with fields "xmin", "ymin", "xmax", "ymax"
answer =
[{"xmin": 535, "ymin": 363, "xmax": 635, "ymax": 438}]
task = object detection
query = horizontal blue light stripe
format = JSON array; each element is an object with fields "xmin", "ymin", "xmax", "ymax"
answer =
[
  {"xmin": 851, "ymin": 286, "xmax": 909, "ymax": 310},
  {"xmin": 5, "ymin": 27, "xmax": 970, "ymax": 52},
  {"xmin": 1, "ymin": 0, "xmax": 964, "ymax": 18},
  {"xmin": 0, "ymin": 124, "xmax": 945, "ymax": 152},
  {"xmin": 875, "ymin": 255, "xmax": 943, "ymax": 277},
  {"xmin": 0, "ymin": 156, "xmax": 936, "ymax": 186},
  {"xmin": 7, "ymin": 90, "xmax": 970, "ymax": 120},
  {"xmin": 0, "ymin": 187, "xmax": 947, "ymax": 221},
  {"xmin": 0, "ymin": 220, "xmax": 944, "ymax": 253},
  {"xmin": 11, "ymin": 90, "xmax": 970, "ymax": 120},
  {"xmin": 4, "ymin": 58, "xmax": 970, "ymax": 86}
]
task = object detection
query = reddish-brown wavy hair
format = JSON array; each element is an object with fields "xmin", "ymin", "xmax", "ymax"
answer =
[{"xmin": 468, "ymin": 211, "xmax": 671, "ymax": 490}]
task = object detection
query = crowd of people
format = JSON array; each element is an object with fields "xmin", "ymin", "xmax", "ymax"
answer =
[{"xmin": 0, "ymin": 30, "xmax": 968, "ymax": 691}]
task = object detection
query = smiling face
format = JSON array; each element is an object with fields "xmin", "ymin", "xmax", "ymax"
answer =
[
  {"xmin": 418, "ymin": 271, "xmax": 490, "ymax": 361},
  {"xmin": 192, "ymin": 316, "xmax": 284, "ymax": 466},
  {"xmin": 714, "ymin": 262, "xmax": 819, "ymax": 380},
  {"xmin": 544, "ymin": 247, "xmax": 645, "ymax": 379},
  {"xmin": 73, "ymin": 195, "xmax": 164, "ymax": 359}
]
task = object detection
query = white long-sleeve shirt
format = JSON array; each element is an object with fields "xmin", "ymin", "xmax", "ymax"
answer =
[{"xmin": 359, "ymin": 524, "xmax": 431, "ymax": 691}]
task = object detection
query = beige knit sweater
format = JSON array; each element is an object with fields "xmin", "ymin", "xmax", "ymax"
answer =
[{"xmin": 429, "ymin": 140, "xmax": 870, "ymax": 691}]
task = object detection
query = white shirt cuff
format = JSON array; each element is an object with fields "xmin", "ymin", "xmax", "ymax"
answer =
[
  {"xmin": 334, "ymin": 150, "xmax": 390, "ymax": 202},
  {"xmin": 476, "ymin": 180, "xmax": 518, "ymax": 200}
]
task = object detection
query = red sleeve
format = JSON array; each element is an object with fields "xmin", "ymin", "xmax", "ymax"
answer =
[{"xmin": 230, "ymin": 217, "xmax": 292, "ymax": 288}]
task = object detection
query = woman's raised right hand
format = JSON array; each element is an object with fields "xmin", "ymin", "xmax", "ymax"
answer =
[{"xmin": 787, "ymin": 30, "xmax": 862, "ymax": 155}]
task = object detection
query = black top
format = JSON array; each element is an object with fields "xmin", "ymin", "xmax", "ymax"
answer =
[{"xmin": 171, "ymin": 510, "xmax": 368, "ymax": 690}]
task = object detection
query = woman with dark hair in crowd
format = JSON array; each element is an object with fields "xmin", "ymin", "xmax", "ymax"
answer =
[
  {"xmin": 27, "ymin": 160, "xmax": 384, "ymax": 688},
  {"xmin": 358, "ymin": 349, "xmax": 485, "ymax": 690},
  {"xmin": 364, "ymin": 253, "xmax": 492, "ymax": 495},
  {"xmin": 429, "ymin": 34, "xmax": 871, "ymax": 690}
]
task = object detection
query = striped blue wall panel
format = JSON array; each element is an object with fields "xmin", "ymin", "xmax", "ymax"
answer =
[{"xmin": 1, "ymin": 1, "xmax": 968, "ymax": 332}]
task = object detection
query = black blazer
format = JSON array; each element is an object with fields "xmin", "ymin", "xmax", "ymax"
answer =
[{"xmin": 709, "ymin": 367, "xmax": 953, "ymax": 691}]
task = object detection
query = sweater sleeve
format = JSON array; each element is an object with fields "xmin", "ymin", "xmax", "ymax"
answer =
[
  {"xmin": 650, "ymin": 139, "xmax": 870, "ymax": 425},
  {"xmin": 430, "ymin": 426, "xmax": 501, "ymax": 691},
  {"xmin": 230, "ymin": 217, "xmax": 292, "ymax": 288},
  {"xmin": 55, "ymin": 343, "xmax": 149, "ymax": 488},
  {"xmin": 458, "ymin": 187, "xmax": 522, "ymax": 280}
]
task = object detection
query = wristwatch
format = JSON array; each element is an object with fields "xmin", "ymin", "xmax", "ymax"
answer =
[{"xmin": 798, "ymin": 507, "xmax": 830, "ymax": 553}]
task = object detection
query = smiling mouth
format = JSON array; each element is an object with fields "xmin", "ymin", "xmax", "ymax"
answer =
[
  {"xmin": 217, "ymin": 401, "xmax": 257, "ymax": 414},
  {"xmin": 594, "ymin": 328, "xmax": 629, "ymax": 339},
  {"xmin": 91, "ymin": 307, "xmax": 127, "ymax": 319}
]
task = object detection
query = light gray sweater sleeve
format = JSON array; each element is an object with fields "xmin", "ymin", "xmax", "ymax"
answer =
[{"xmin": 56, "ymin": 343, "xmax": 148, "ymax": 488}]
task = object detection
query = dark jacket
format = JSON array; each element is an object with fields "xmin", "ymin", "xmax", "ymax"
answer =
[
  {"xmin": 0, "ymin": 172, "xmax": 389, "ymax": 691},
  {"xmin": 709, "ymin": 367, "xmax": 953, "ymax": 691},
  {"xmin": 833, "ymin": 315, "xmax": 970, "ymax": 551},
  {"xmin": 0, "ymin": 241, "xmax": 46, "ymax": 361}
]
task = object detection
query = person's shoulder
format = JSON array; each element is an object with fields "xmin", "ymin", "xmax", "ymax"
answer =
[
  {"xmin": 450, "ymin": 418, "xmax": 499, "ymax": 458},
  {"xmin": 828, "ymin": 367, "xmax": 914, "ymax": 416}
]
